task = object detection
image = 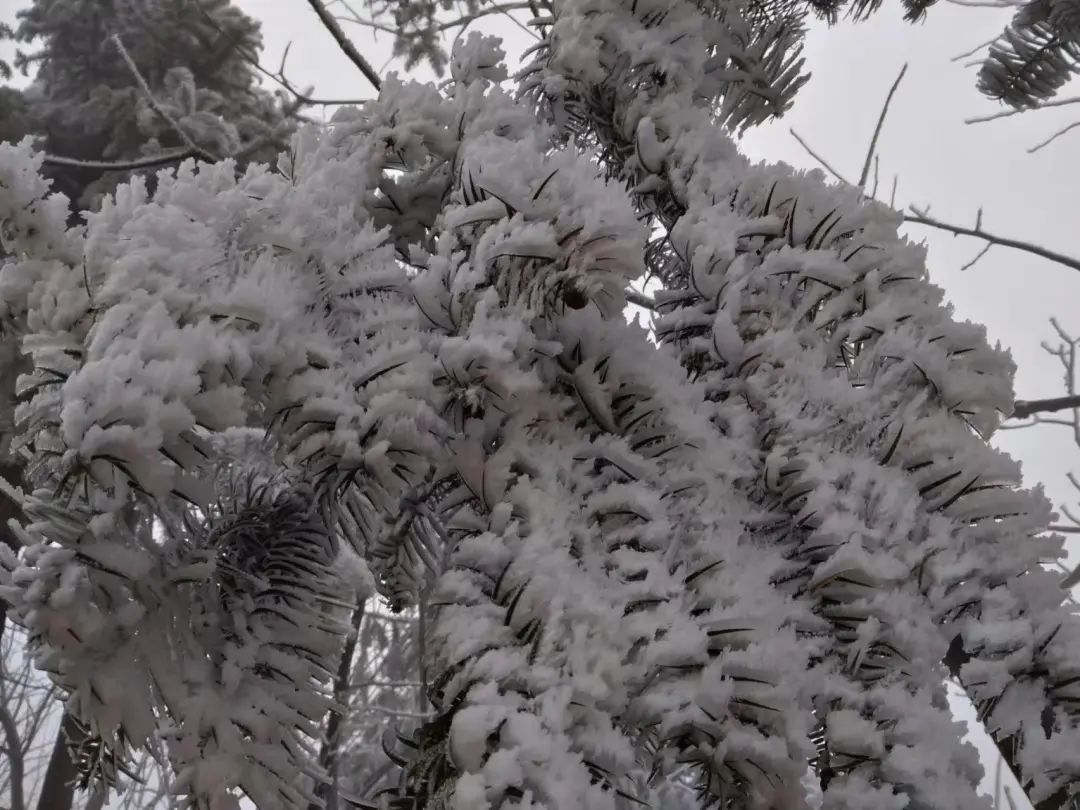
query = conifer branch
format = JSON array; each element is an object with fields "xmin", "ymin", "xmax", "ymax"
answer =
[
  {"xmin": 625, "ymin": 289, "xmax": 657, "ymax": 310},
  {"xmin": 110, "ymin": 35, "xmax": 220, "ymax": 164},
  {"xmin": 42, "ymin": 148, "xmax": 201, "ymax": 171}
]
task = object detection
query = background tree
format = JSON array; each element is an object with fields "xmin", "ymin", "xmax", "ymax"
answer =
[{"xmin": 0, "ymin": 0, "xmax": 299, "ymax": 211}]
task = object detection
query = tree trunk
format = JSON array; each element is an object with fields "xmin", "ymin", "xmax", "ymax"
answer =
[
  {"xmin": 0, "ymin": 702, "xmax": 27, "ymax": 810},
  {"xmin": 309, "ymin": 600, "xmax": 365, "ymax": 810},
  {"xmin": 0, "ymin": 461, "xmax": 80, "ymax": 810},
  {"xmin": 0, "ymin": 460, "xmax": 25, "ymax": 651},
  {"xmin": 34, "ymin": 714, "xmax": 79, "ymax": 810}
]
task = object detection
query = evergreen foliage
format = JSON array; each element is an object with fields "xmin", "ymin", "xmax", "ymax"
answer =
[
  {"xmin": 0, "ymin": 2, "xmax": 1077, "ymax": 810},
  {"xmin": 1, "ymin": 0, "xmax": 297, "ymax": 210},
  {"xmin": 978, "ymin": 0, "xmax": 1080, "ymax": 108}
]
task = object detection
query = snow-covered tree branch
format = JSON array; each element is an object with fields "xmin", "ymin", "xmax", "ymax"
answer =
[{"xmin": 0, "ymin": 1, "xmax": 1078, "ymax": 810}]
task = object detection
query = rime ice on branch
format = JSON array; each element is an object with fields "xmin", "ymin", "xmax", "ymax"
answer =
[
  {"xmin": 0, "ymin": 2, "xmax": 1077, "ymax": 810},
  {"xmin": 523, "ymin": 0, "xmax": 1080, "ymax": 806}
]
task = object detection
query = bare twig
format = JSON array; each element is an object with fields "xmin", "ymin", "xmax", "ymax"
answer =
[
  {"xmin": 905, "ymin": 207, "xmax": 1080, "ymax": 274},
  {"xmin": 264, "ymin": 79, "xmax": 368, "ymax": 107},
  {"xmin": 952, "ymin": 34, "xmax": 1000, "ymax": 63},
  {"xmin": 859, "ymin": 64, "xmax": 908, "ymax": 189},
  {"xmin": 1011, "ymin": 395, "xmax": 1080, "ymax": 420},
  {"xmin": 966, "ymin": 94, "xmax": 1080, "ymax": 124},
  {"xmin": 790, "ymin": 102, "xmax": 1080, "ymax": 282},
  {"xmin": 306, "ymin": 0, "xmax": 383, "ymax": 90},
  {"xmin": 268, "ymin": 41, "xmax": 369, "ymax": 106},
  {"xmin": 480, "ymin": 0, "xmax": 541, "ymax": 39},
  {"xmin": 1009, "ymin": 322, "xmax": 1080, "ymax": 573},
  {"xmin": 263, "ymin": 76, "xmax": 363, "ymax": 108},
  {"xmin": 1028, "ymin": 120, "xmax": 1080, "ymax": 153},
  {"xmin": 329, "ymin": 14, "xmax": 397, "ymax": 37},
  {"xmin": 959, "ymin": 242, "xmax": 993, "ymax": 271},
  {"xmin": 336, "ymin": 2, "xmax": 534, "ymax": 39},
  {"xmin": 966, "ymin": 94, "xmax": 1080, "ymax": 152},
  {"xmin": 1001, "ymin": 415, "xmax": 1076, "ymax": 429},
  {"xmin": 789, "ymin": 129, "xmax": 854, "ymax": 185},
  {"xmin": 191, "ymin": 0, "xmax": 368, "ymax": 107},
  {"xmin": 1005, "ymin": 323, "xmax": 1080, "ymax": 441}
]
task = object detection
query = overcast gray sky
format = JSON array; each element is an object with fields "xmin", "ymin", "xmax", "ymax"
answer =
[{"xmin": 2, "ymin": 2, "xmax": 1078, "ymax": 805}]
